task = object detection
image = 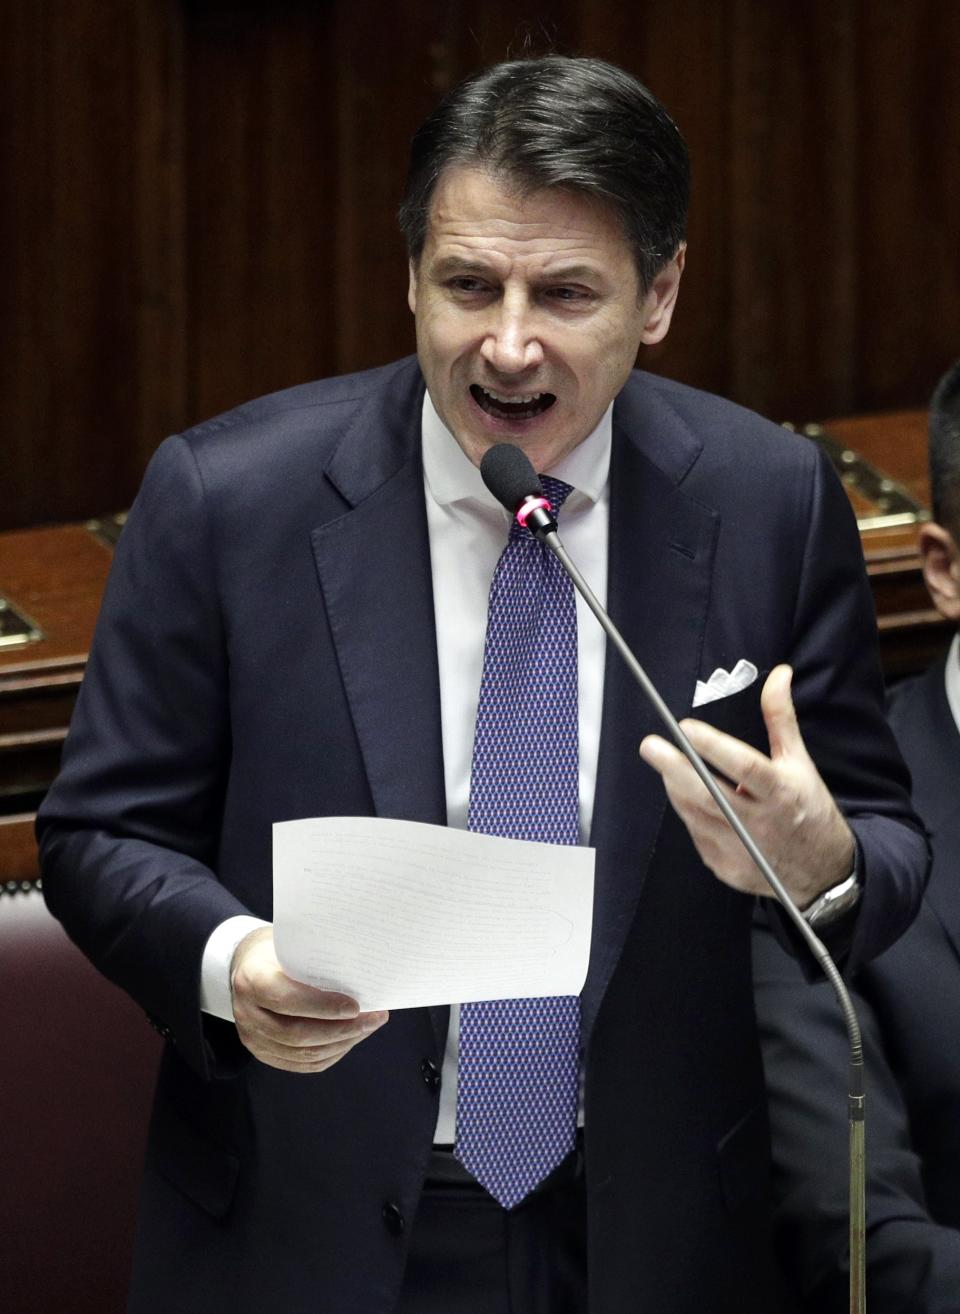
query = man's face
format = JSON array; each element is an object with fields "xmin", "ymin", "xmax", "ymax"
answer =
[{"xmin": 408, "ymin": 165, "xmax": 684, "ymax": 471}]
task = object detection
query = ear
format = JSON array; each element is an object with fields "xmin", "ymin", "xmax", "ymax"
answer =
[
  {"xmin": 640, "ymin": 245, "xmax": 686, "ymax": 346},
  {"xmin": 407, "ymin": 259, "xmax": 418, "ymax": 315},
  {"xmin": 918, "ymin": 521, "xmax": 960, "ymax": 623}
]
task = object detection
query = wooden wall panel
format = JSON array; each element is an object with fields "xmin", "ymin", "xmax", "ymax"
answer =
[
  {"xmin": 855, "ymin": 0, "xmax": 960, "ymax": 410},
  {"xmin": 2, "ymin": 0, "xmax": 959, "ymax": 533},
  {"xmin": 726, "ymin": 0, "xmax": 861, "ymax": 420},
  {"xmin": 328, "ymin": 0, "xmax": 447, "ymax": 377},
  {"xmin": 131, "ymin": 1, "xmax": 188, "ymax": 474},
  {"xmin": 183, "ymin": 2, "xmax": 340, "ymax": 421},
  {"xmin": 2, "ymin": 0, "xmax": 184, "ymax": 530}
]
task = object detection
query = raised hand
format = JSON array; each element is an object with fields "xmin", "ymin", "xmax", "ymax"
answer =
[{"xmin": 639, "ymin": 664, "xmax": 855, "ymax": 907}]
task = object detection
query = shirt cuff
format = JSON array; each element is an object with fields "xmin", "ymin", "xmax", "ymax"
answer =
[{"xmin": 200, "ymin": 915, "xmax": 271, "ymax": 1021}]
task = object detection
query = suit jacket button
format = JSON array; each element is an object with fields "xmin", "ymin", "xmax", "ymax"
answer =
[
  {"xmin": 382, "ymin": 1201, "xmax": 405, "ymax": 1236},
  {"xmin": 145, "ymin": 1012, "xmax": 173, "ymax": 1041},
  {"xmin": 420, "ymin": 1058, "xmax": 441, "ymax": 1091}
]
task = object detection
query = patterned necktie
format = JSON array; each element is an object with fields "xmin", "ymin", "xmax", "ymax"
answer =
[{"xmin": 454, "ymin": 475, "xmax": 580, "ymax": 1209}]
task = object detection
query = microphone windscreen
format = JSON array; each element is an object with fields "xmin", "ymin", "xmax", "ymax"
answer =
[{"xmin": 480, "ymin": 444, "xmax": 541, "ymax": 512}]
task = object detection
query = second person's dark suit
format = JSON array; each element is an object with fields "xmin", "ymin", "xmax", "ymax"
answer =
[{"xmin": 757, "ymin": 649, "xmax": 960, "ymax": 1312}]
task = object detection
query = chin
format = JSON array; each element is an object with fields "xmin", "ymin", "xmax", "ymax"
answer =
[{"xmin": 450, "ymin": 427, "xmax": 492, "ymax": 467}]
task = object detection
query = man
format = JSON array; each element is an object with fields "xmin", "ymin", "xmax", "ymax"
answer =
[
  {"xmin": 37, "ymin": 57, "xmax": 927, "ymax": 1314},
  {"xmin": 755, "ymin": 360, "xmax": 960, "ymax": 1313}
]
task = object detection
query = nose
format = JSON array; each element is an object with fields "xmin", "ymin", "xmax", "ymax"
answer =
[{"xmin": 479, "ymin": 295, "xmax": 544, "ymax": 375}]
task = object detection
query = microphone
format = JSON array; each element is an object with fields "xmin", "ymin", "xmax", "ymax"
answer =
[
  {"xmin": 480, "ymin": 443, "xmax": 558, "ymax": 538},
  {"xmin": 480, "ymin": 440, "xmax": 867, "ymax": 1313}
]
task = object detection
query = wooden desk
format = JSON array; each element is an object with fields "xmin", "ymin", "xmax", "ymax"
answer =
[
  {"xmin": 1, "ymin": 521, "xmax": 114, "ymax": 886},
  {"xmin": 793, "ymin": 409, "xmax": 951, "ymax": 678}
]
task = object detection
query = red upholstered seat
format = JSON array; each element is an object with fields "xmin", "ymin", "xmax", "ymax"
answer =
[{"xmin": 0, "ymin": 882, "xmax": 161, "ymax": 1314}]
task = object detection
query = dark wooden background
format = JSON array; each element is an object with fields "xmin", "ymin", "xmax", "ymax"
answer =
[{"xmin": 3, "ymin": 0, "xmax": 959, "ymax": 532}]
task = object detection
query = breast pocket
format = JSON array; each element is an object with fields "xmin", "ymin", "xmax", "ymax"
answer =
[{"xmin": 695, "ymin": 668, "xmax": 770, "ymax": 752}]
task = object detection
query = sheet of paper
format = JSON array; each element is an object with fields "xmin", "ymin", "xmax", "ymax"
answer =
[{"xmin": 273, "ymin": 816, "xmax": 595, "ymax": 1012}]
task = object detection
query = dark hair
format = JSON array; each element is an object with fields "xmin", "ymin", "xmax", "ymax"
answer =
[
  {"xmin": 929, "ymin": 360, "xmax": 960, "ymax": 536},
  {"xmin": 398, "ymin": 56, "xmax": 689, "ymax": 293}
]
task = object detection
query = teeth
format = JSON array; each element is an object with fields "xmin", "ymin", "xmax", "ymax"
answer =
[{"xmin": 481, "ymin": 387, "xmax": 544, "ymax": 405}]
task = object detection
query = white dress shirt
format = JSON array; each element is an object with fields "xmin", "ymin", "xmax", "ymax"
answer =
[
  {"xmin": 945, "ymin": 632, "xmax": 960, "ymax": 736},
  {"xmin": 201, "ymin": 389, "xmax": 612, "ymax": 1143}
]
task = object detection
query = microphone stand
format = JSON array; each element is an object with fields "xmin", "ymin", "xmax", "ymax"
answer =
[{"xmin": 543, "ymin": 526, "xmax": 866, "ymax": 1314}]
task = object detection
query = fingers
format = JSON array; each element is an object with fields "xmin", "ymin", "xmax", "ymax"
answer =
[
  {"xmin": 239, "ymin": 1000, "xmax": 389, "ymax": 1052},
  {"xmin": 639, "ymin": 732, "xmax": 755, "ymax": 877},
  {"xmin": 640, "ymin": 721, "xmax": 776, "ymax": 803},
  {"xmin": 238, "ymin": 1006, "xmax": 390, "ymax": 1073},
  {"xmin": 639, "ymin": 679, "xmax": 856, "ymax": 903},
  {"xmin": 638, "ymin": 664, "xmax": 805, "ymax": 804},
  {"xmin": 230, "ymin": 926, "xmax": 389, "ymax": 1073},
  {"xmin": 640, "ymin": 728, "xmax": 778, "ymax": 893},
  {"xmin": 760, "ymin": 664, "xmax": 806, "ymax": 762}
]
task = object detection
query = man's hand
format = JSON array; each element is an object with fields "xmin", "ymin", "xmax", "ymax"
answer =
[
  {"xmin": 230, "ymin": 926, "xmax": 389, "ymax": 1073},
  {"xmin": 639, "ymin": 664, "xmax": 855, "ymax": 908}
]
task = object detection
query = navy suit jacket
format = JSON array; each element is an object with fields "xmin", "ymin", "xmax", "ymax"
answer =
[
  {"xmin": 756, "ymin": 652, "xmax": 960, "ymax": 1312},
  {"xmin": 37, "ymin": 357, "xmax": 927, "ymax": 1314}
]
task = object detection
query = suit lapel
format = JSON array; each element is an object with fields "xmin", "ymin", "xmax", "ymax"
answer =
[
  {"xmin": 309, "ymin": 364, "xmax": 448, "ymax": 1049},
  {"xmin": 310, "ymin": 367, "xmax": 446, "ymax": 830},
  {"xmin": 581, "ymin": 379, "xmax": 719, "ymax": 1044}
]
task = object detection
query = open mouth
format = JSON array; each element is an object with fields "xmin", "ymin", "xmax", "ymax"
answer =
[{"xmin": 470, "ymin": 384, "xmax": 557, "ymax": 422}]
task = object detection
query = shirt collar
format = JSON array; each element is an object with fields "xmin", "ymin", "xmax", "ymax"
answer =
[
  {"xmin": 421, "ymin": 388, "xmax": 612, "ymax": 514},
  {"xmin": 945, "ymin": 632, "xmax": 960, "ymax": 737}
]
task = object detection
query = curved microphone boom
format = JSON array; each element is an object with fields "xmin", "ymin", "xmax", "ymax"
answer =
[{"xmin": 479, "ymin": 440, "xmax": 867, "ymax": 1314}]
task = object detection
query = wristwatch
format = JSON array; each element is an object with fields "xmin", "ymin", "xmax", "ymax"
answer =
[{"xmin": 802, "ymin": 869, "xmax": 862, "ymax": 929}]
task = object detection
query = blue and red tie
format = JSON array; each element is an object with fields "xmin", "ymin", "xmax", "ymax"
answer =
[{"xmin": 455, "ymin": 475, "xmax": 581, "ymax": 1209}]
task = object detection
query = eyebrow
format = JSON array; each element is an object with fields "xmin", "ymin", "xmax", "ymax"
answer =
[
  {"xmin": 429, "ymin": 255, "xmax": 607, "ymax": 285},
  {"xmin": 429, "ymin": 256, "xmax": 495, "ymax": 279}
]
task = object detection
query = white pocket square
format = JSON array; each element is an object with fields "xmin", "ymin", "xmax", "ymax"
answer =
[{"xmin": 693, "ymin": 659, "xmax": 759, "ymax": 709}]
